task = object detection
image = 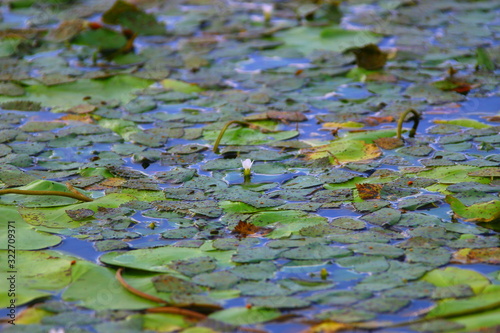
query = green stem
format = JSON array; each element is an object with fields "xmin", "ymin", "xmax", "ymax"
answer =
[
  {"xmin": 396, "ymin": 108, "xmax": 420, "ymax": 140},
  {"xmin": 213, "ymin": 120, "xmax": 264, "ymax": 153},
  {"xmin": 0, "ymin": 184, "xmax": 93, "ymax": 202}
]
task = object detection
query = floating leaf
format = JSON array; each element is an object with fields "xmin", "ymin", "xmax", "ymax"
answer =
[
  {"xmin": 276, "ymin": 26, "xmax": 381, "ymax": 56},
  {"xmin": 348, "ymin": 242, "xmax": 404, "ymax": 258},
  {"xmin": 102, "ymin": 0, "xmax": 166, "ymax": 35},
  {"xmin": 303, "ymin": 140, "xmax": 381, "ymax": 165},
  {"xmin": 204, "ymin": 127, "xmax": 299, "ymax": 146},
  {"xmin": 19, "ymin": 193, "xmax": 136, "ymax": 228},
  {"xmin": 0, "ymin": 180, "xmax": 89, "ymax": 207},
  {"xmin": 361, "ymin": 208, "xmax": 401, "ymax": 227},
  {"xmin": 100, "ymin": 243, "xmax": 234, "ymax": 273},
  {"xmin": 72, "ymin": 27, "xmax": 127, "ymax": 50},
  {"xmin": 434, "ymin": 118, "xmax": 492, "ymax": 129},
  {"xmin": 0, "ymin": 250, "xmax": 75, "ymax": 307},
  {"xmin": 248, "ymin": 296, "xmax": 310, "ymax": 309},
  {"xmin": 0, "ymin": 206, "xmax": 61, "ymax": 250},
  {"xmin": 63, "ymin": 261, "xmax": 160, "ymax": 310},
  {"xmin": 422, "ymin": 267, "xmax": 490, "ymax": 294},
  {"xmin": 282, "ymin": 243, "xmax": 352, "ymax": 260},
  {"xmin": 0, "ymin": 75, "xmax": 153, "ymax": 108},
  {"xmin": 208, "ymin": 307, "xmax": 280, "ymax": 325},
  {"xmin": 346, "ymin": 43, "xmax": 388, "ymax": 70},
  {"xmin": 161, "ymin": 79, "xmax": 203, "ymax": 94},
  {"xmin": 446, "ymin": 195, "xmax": 500, "ymax": 223},
  {"xmin": 452, "ymin": 248, "xmax": 500, "ymax": 265}
]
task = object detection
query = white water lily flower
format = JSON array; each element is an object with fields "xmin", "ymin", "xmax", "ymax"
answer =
[
  {"xmin": 48, "ymin": 329, "xmax": 65, "ymax": 333},
  {"xmin": 262, "ymin": 4, "xmax": 274, "ymax": 23},
  {"xmin": 241, "ymin": 159, "xmax": 254, "ymax": 176}
]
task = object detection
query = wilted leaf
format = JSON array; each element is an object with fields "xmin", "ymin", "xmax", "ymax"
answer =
[
  {"xmin": 356, "ymin": 183, "xmax": 382, "ymax": 200},
  {"xmin": 303, "ymin": 140, "xmax": 381, "ymax": 165},
  {"xmin": 452, "ymin": 248, "xmax": 500, "ymax": 265}
]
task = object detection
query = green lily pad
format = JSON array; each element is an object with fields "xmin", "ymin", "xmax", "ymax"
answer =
[
  {"xmin": 282, "ymin": 175, "xmax": 322, "ymax": 189},
  {"xmin": 348, "ymin": 242, "xmax": 404, "ymax": 258},
  {"xmin": 316, "ymin": 308, "xmax": 376, "ymax": 323},
  {"xmin": 358, "ymin": 297, "xmax": 410, "ymax": 313},
  {"xmin": 446, "ymin": 195, "xmax": 500, "ymax": 223},
  {"xmin": 0, "ymin": 180, "xmax": 90, "ymax": 207},
  {"xmin": 275, "ymin": 26, "xmax": 381, "ymax": 56},
  {"xmin": 426, "ymin": 288, "xmax": 500, "ymax": 332},
  {"xmin": 361, "ymin": 208, "xmax": 401, "ymax": 227},
  {"xmin": 63, "ymin": 261, "xmax": 159, "ymax": 310},
  {"xmin": 406, "ymin": 247, "xmax": 451, "ymax": 267},
  {"xmin": 303, "ymin": 139, "xmax": 382, "ymax": 165},
  {"xmin": 152, "ymin": 274, "xmax": 204, "ymax": 294},
  {"xmin": 0, "ymin": 164, "xmax": 37, "ymax": 186},
  {"xmin": 237, "ymin": 281, "xmax": 292, "ymax": 296},
  {"xmin": 232, "ymin": 247, "xmax": 283, "ymax": 263},
  {"xmin": 0, "ymin": 206, "xmax": 62, "ymax": 250},
  {"xmin": 422, "ymin": 267, "xmax": 490, "ymax": 294},
  {"xmin": 336, "ymin": 255, "xmax": 389, "ymax": 273},
  {"xmin": 192, "ymin": 270, "xmax": 239, "ymax": 290},
  {"xmin": 354, "ymin": 272, "xmax": 406, "ymax": 292},
  {"xmin": 19, "ymin": 193, "xmax": 136, "ymax": 228},
  {"xmin": 204, "ymin": 127, "xmax": 299, "ymax": 146},
  {"xmin": 248, "ymin": 296, "xmax": 310, "ymax": 309},
  {"xmin": 307, "ymin": 290, "xmax": 373, "ymax": 306},
  {"xmin": 72, "ymin": 27, "xmax": 127, "ymax": 50},
  {"xmin": 384, "ymin": 281, "xmax": 436, "ymax": 299},
  {"xmin": 432, "ymin": 284, "xmax": 475, "ymax": 300},
  {"xmin": 208, "ymin": 307, "xmax": 281, "ymax": 325},
  {"xmin": 100, "ymin": 243, "xmax": 234, "ymax": 273},
  {"xmin": 161, "ymin": 79, "xmax": 204, "ymax": 94},
  {"xmin": 0, "ymin": 75, "xmax": 153, "ymax": 108},
  {"xmin": 415, "ymin": 166, "xmax": 491, "ymax": 184},
  {"xmin": 282, "ymin": 243, "xmax": 352, "ymax": 260},
  {"xmin": 398, "ymin": 195, "xmax": 443, "ymax": 210},
  {"xmin": 154, "ymin": 168, "xmax": 197, "ymax": 184},
  {"xmin": 0, "ymin": 250, "xmax": 75, "ymax": 307},
  {"xmin": 232, "ymin": 261, "xmax": 277, "ymax": 280},
  {"xmin": 102, "ymin": 0, "xmax": 166, "ymax": 36},
  {"xmin": 330, "ymin": 217, "xmax": 366, "ymax": 230}
]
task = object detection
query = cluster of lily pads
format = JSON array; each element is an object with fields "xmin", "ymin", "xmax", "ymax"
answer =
[{"xmin": 0, "ymin": 0, "xmax": 499, "ymax": 332}]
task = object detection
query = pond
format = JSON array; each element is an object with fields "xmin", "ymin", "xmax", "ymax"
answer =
[{"xmin": 0, "ymin": 0, "xmax": 499, "ymax": 332}]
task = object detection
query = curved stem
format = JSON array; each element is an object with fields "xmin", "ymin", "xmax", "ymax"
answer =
[
  {"xmin": 213, "ymin": 120, "xmax": 271, "ymax": 153},
  {"xmin": 115, "ymin": 268, "xmax": 167, "ymax": 304},
  {"xmin": 396, "ymin": 108, "xmax": 420, "ymax": 140},
  {"xmin": 0, "ymin": 183, "xmax": 93, "ymax": 202}
]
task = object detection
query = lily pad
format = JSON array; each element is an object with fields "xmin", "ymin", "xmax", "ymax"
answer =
[
  {"xmin": 0, "ymin": 75, "xmax": 153, "ymax": 108},
  {"xmin": 204, "ymin": 127, "xmax": 299, "ymax": 146},
  {"xmin": 282, "ymin": 243, "xmax": 352, "ymax": 260},
  {"xmin": 100, "ymin": 244, "xmax": 234, "ymax": 273},
  {"xmin": 0, "ymin": 206, "xmax": 62, "ymax": 250},
  {"xmin": 276, "ymin": 26, "xmax": 381, "ymax": 56},
  {"xmin": 361, "ymin": 208, "xmax": 401, "ymax": 227},
  {"xmin": 248, "ymin": 296, "xmax": 310, "ymax": 309},
  {"xmin": 446, "ymin": 195, "xmax": 500, "ymax": 223},
  {"xmin": 0, "ymin": 250, "xmax": 75, "ymax": 307},
  {"xmin": 0, "ymin": 180, "xmax": 90, "ymax": 207},
  {"xmin": 102, "ymin": 0, "xmax": 166, "ymax": 36},
  {"xmin": 303, "ymin": 139, "xmax": 382, "ymax": 165},
  {"xmin": 208, "ymin": 307, "xmax": 281, "ymax": 325}
]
